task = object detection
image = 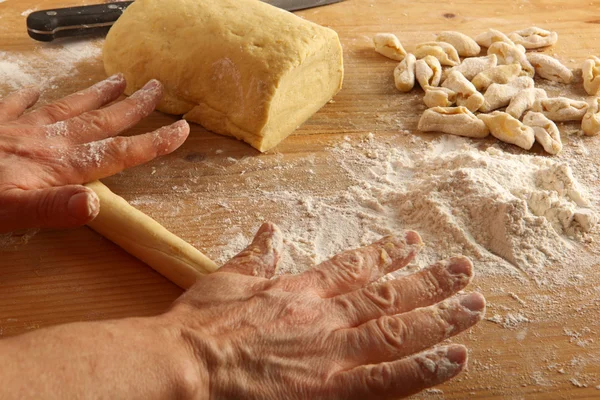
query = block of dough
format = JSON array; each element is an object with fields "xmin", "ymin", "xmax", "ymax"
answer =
[
  {"xmin": 103, "ymin": 0, "xmax": 344, "ymax": 152},
  {"xmin": 85, "ymin": 181, "xmax": 218, "ymax": 289}
]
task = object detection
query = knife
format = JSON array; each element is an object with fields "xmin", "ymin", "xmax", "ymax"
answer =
[{"xmin": 26, "ymin": 0, "xmax": 344, "ymax": 42}]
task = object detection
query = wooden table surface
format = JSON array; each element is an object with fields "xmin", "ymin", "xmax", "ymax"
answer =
[{"xmin": 2, "ymin": 0, "xmax": 600, "ymax": 398}]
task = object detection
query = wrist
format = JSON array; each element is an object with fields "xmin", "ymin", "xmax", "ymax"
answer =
[{"xmin": 158, "ymin": 306, "xmax": 211, "ymax": 400}]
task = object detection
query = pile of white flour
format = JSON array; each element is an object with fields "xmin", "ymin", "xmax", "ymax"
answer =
[{"xmin": 210, "ymin": 134, "xmax": 599, "ymax": 282}]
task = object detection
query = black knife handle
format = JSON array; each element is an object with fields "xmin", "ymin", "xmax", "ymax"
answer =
[{"xmin": 26, "ymin": 1, "xmax": 133, "ymax": 42}]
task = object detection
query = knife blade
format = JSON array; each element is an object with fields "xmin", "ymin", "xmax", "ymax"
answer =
[
  {"xmin": 26, "ymin": 0, "xmax": 345, "ymax": 42},
  {"xmin": 266, "ymin": 0, "xmax": 344, "ymax": 12}
]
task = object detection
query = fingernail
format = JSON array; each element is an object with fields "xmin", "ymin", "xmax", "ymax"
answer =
[
  {"xmin": 171, "ymin": 120, "xmax": 189, "ymax": 134},
  {"xmin": 168, "ymin": 121, "xmax": 190, "ymax": 141},
  {"xmin": 444, "ymin": 345, "xmax": 468, "ymax": 365},
  {"xmin": 446, "ymin": 256, "xmax": 473, "ymax": 276},
  {"xmin": 256, "ymin": 221, "xmax": 275, "ymax": 236},
  {"xmin": 107, "ymin": 73, "xmax": 125, "ymax": 84},
  {"xmin": 417, "ymin": 345, "xmax": 466, "ymax": 380},
  {"xmin": 22, "ymin": 86, "xmax": 40, "ymax": 95},
  {"xmin": 459, "ymin": 293, "xmax": 486, "ymax": 313},
  {"xmin": 142, "ymin": 79, "xmax": 161, "ymax": 91},
  {"xmin": 253, "ymin": 223, "xmax": 283, "ymax": 256},
  {"xmin": 404, "ymin": 230, "xmax": 423, "ymax": 247},
  {"xmin": 93, "ymin": 74, "xmax": 124, "ymax": 88},
  {"xmin": 68, "ymin": 191, "xmax": 99, "ymax": 220}
]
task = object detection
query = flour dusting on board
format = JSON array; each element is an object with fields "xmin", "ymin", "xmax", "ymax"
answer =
[
  {"xmin": 0, "ymin": 40, "xmax": 102, "ymax": 94},
  {"xmin": 206, "ymin": 134, "xmax": 599, "ymax": 283}
]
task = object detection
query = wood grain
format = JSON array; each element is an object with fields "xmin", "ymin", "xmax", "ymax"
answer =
[{"xmin": 2, "ymin": 0, "xmax": 600, "ymax": 398}]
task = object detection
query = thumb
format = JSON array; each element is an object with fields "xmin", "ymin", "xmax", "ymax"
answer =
[
  {"xmin": 219, "ymin": 222, "xmax": 284, "ymax": 279},
  {"xmin": 0, "ymin": 185, "xmax": 100, "ymax": 232}
]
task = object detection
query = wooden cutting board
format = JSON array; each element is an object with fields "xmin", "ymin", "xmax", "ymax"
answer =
[{"xmin": 1, "ymin": 0, "xmax": 600, "ymax": 398}]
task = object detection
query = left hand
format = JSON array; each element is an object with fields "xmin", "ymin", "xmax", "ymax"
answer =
[{"xmin": 0, "ymin": 75, "xmax": 189, "ymax": 233}]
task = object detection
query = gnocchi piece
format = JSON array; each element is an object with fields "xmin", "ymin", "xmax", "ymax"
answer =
[
  {"xmin": 373, "ymin": 33, "xmax": 407, "ymax": 61},
  {"xmin": 423, "ymin": 86, "xmax": 457, "ymax": 108},
  {"xmin": 415, "ymin": 55, "xmax": 442, "ymax": 89},
  {"xmin": 532, "ymin": 97, "xmax": 589, "ymax": 122},
  {"xmin": 442, "ymin": 70, "xmax": 485, "ymax": 112},
  {"xmin": 394, "ymin": 53, "xmax": 417, "ymax": 92},
  {"xmin": 487, "ymin": 41, "xmax": 534, "ymax": 77},
  {"xmin": 506, "ymin": 88, "xmax": 548, "ymax": 119},
  {"xmin": 474, "ymin": 28, "xmax": 516, "ymax": 48},
  {"xmin": 526, "ymin": 53, "xmax": 573, "ymax": 83},
  {"xmin": 478, "ymin": 111, "xmax": 535, "ymax": 150},
  {"xmin": 444, "ymin": 54, "xmax": 498, "ymax": 81},
  {"xmin": 508, "ymin": 27, "xmax": 558, "ymax": 50},
  {"xmin": 582, "ymin": 56, "xmax": 600, "ymax": 95},
  {"xmin": 471, "ymin": 64, "xmax": 523, "ymax": 91},
  {"xmin": 436, "ymin": 31, "xmax": 481, "ymax": 57},
  {"xmin": 479, "ymin": 76, "xmax": 535, "ymax": 112},
  {"xmin": 523, "ymin": 111, "xmax": 562, "ymax": 155},
  {"xmin": 414, "ymin": 41, "xmax": 460, "ymax": 66},
  {"xmin": 418, "ymin": 106, "xmax": 489, "ymax": 138},
  {"xmin": 581, "ymin": 97, "xmax": 600, "ymax": 136},
  {"xmin": 516, "ymin": 44, "xmax": 527, "ymax": 54}
]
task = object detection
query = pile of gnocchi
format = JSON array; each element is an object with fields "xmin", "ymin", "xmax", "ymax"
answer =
[{"xmin": 373, "ymin": 27, "xmax": 600, "ymax": 155}]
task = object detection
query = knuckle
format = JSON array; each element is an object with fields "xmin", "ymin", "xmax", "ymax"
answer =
[
  {"xmin": 430, "ymin": 304, "xmax": 457, "ymax": 336},
  {"xmin": 106, "ymin": 136, "xmax": 131, "ymax": 157},
  {"xmin": 412, "ymin": 356, "xmax": 434, "ymax": 381},
  {"xmin": 331, "ymin": 253, "xmax": 369, "ymax": 283},
  {"xmin": 364, "ymin": 363, "xmax": 394, "ymax": 395},
  {"xmin": 376, "ymin": 315, "xmax": 410, "ymax": 349},
  {"xmin": 82, "ymin": 110, "xmax": 113, "ymax": 132},
  {"xmin": 279, "ymin": 298, "xmax": 319, "ymax": 325},
  {"xmin": 332, "ymin": 295, "xmax": 355, "ymax": 314},
  {"xmin": 42, "ymin": 102, "xmax": 73, "ymax": 121},
  {"xmin": 363, "ymin": 283, "xmax": 399, "ymax": 311},
  {"xmin": 268, "ymin": 275, "xmax": 315, "ymax": 294},
  {"xmin": 263, "ymin": 275, "xmax": 289, "ymax": 290},
  {"xmin": 420, "ymin": 269, "xmax": 445, "ymax": 297},
  {"xmin": 35, "ymin": 192, "xmax": 58, "ymax": 224}
]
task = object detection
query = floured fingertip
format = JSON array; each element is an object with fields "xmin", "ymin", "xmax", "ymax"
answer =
[
  {"xmin": 154, "ymin": 122, "xmax": 190, "ymax": 155},
  {"xmin": 458, "ymin": 292, "xmax": 486, "ymax": 314},
  {"xmin": 404, "ymin": 230, "xmax": 423, "ymax": 247},
  {"xmin": 445, "ymin": 256, "xmax": 473, "ymax": 278},
  {"xmin": 416, "ymin": 344, "xmax": 468, "ymax": 382}
]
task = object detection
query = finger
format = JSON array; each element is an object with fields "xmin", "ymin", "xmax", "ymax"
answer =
[
  {"xmin": 330, "ymin": 345, "xmax": 467, "ymax": 400},
  {"xmin": 43, "ymin": 79, "xmax": 162, "ymax": 144},
  {"xmin": 332, "ymin": 257, "xmax": 473, "ymax": 327},
  {"xmin": 0, "ymin": 185, "xmax": 99, "ymax": 231},
  {"xmin": 15, "ymin": 74, "xmax": 126, "ymax": 126},
  {"xmin": 287, "ymin": 232, "xmax": 423, "ymax": 298},
  {"xmin": 336, "ymin": 293, "xmax": 485, "ymax": 366},
  {"xmin": 62, "ymin": 120, "xmax": 189, "ymax": 182},
  {"xmin": 218, "ymin": 222, "xmax": 284, "ymax": 278},
  {"xmin": 0, "ymin": 87, "xmax": 40, "ymax": 123}
]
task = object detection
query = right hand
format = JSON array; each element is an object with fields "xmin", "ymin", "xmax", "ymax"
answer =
[{"xmin": 166, "ymin": 223, "xmax": 486, "ymax": 399}]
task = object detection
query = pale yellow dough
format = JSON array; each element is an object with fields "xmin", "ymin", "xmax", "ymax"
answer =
[
  {"xmin": 85, "ymin": 181, "xmax": 218, "ymax": 289},
  {"xmin": 103, "ymin": 0, "xmax": 344, "ymax": 152}
]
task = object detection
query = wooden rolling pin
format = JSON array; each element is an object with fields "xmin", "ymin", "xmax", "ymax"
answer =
[{"xmin": 85, "ymin": 180, "xmax": 218, "ymax": 289}]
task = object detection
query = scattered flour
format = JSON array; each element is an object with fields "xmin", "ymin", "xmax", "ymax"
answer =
[
  {"xmin": 487, "ymin": 313, "xmax": 530, "ymax": 329},
  {"xmin": 0, "ymin": 40, "xmax": 102, "ymax": 94},
  {"xmin": 207, "ymin": 134, "xmax": 598, "ymax": 283}
]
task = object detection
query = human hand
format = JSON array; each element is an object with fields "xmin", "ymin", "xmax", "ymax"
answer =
[
  {"xmin": 0, "ymin": 75, "xmax": 189, "ymax": 233},
  {"xmin": 167, "ymin": 223, "xmax": 485, "ymax": 399}
]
